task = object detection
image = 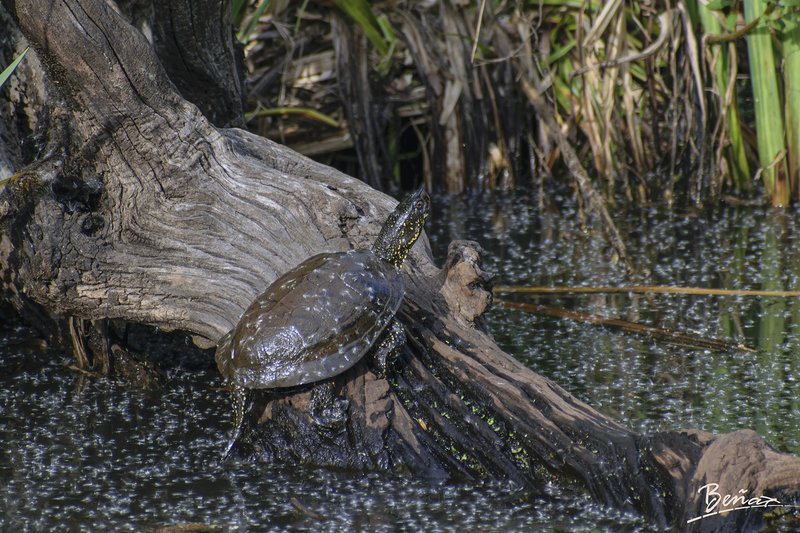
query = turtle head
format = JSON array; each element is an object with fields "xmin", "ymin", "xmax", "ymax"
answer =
[{"xmin": 372, "ymin": 188, "xmax": 430, "ymax": 268}]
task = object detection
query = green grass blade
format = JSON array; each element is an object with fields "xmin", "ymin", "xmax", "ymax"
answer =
[
  {"xmin": 744, "ymin": 0, "xmax": 788, "ymax": 204},
  {"xmin": 237, "ymin": 0, "xmax": 271, "ymax": 43},
  {"xmin": 0, "ymin": 47, "xmax": 28, "ymax": 90},
  {"xmin": 780, "ymin": 10, "xmax": 800, "ymax": 199},
  {"xmin": 333, "ymin": 0, "xmax": 390, "ymax": 56},
  {"xmin": 231, "ymin": 0, "xmax": 247, "ymax": 20},
  {"xmin": 376, "ymin": 14, "xmax": 396, "ymax": 47},
  {"xmin": 724, "ymin": 85, "xmax": 750, "ymax": 191}
]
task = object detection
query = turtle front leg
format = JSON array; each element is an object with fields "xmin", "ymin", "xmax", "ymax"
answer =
[
  {"xmin": 222, "ymin": 383, "xmax": 247, "ymax": 460},
  {"xmin": 373, "ymin": 318, "xmax": 406, "ymax": 376}
]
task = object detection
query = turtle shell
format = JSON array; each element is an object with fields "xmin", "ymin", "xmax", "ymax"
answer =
[{"xmin": 215, "ymin": 249, "xmax": 404, "ymax": 389}]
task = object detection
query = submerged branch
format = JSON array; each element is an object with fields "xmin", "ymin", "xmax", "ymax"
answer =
[
  {"xmin": 495, "ymin": 285, "xmax": 800, "ymax": 297},
  {"xmin": 496, "ymin": 299, "xmax": 757, "ymax": 355}
]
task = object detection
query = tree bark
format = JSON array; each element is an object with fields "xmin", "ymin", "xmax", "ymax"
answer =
[{"xmin": 1, "ymin": 1, "xmax": 798, "ymax": 531}]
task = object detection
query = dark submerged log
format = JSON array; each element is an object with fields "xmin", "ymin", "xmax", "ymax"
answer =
[{"xmin": 1, "ymin": 1, "xmax": 798, "ymax": 531}]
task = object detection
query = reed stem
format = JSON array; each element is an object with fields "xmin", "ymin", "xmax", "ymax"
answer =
[{"xmin": 744, "ymin": 0, "xmax": 788, "ymax": 205}]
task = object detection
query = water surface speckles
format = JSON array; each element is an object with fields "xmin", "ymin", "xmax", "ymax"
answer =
[{"xmin": 428, "ymin": 195, "xmax": 800, "ymax": 452}]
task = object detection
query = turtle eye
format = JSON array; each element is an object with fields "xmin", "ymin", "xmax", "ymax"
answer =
[{"xmin": 414, "ymin": 200, "xmax": 424, "ymax": 210}]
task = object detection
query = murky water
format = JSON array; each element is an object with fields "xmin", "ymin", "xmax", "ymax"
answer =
[
  {"xmin": 428, "ymin": 195, "xmax": 800, "ymax": 455},
  {"xmin": 2, "ymin": 192, "xmax": 799, "ymax": 531}
]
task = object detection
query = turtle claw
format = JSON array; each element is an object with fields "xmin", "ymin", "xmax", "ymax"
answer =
[
  {"xmin": 309, "ymin": 381, "xmax": 349, "ymax": 429},
  {"xmin": 221, "ymin": 427, "xmax": 240, "ymax": 461},
  {"xmin": 222, "ymin": 384, "xmax": 247, "ymax": 461}
]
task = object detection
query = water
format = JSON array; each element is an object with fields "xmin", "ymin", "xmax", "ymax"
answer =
[
  {"xmin": 428, "ymin": 196, "xmax": 800, "ymax": 454},
  {"xmin": 2, "ymin": 192, "xmax": 799, "ymax": 531}
]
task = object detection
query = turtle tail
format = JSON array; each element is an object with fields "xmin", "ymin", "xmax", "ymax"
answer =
[{"xmin": 222, "ymin": 383, "xmax": 247, "ymax": 460}]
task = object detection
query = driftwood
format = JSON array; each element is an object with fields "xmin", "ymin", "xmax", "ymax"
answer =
[{"xmin": 1, "ymin": 1, "xmax": 799, "ymax": 531}]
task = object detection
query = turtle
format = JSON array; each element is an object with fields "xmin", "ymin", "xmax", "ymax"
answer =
[{"xmin": 215, "ymin": 188, "xmax": 431, "ymax": 457}]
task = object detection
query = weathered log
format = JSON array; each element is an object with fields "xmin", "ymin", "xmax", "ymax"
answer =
[{"xmin": 1, "ymin": 1, "xmax": 798, "ymax": 531}]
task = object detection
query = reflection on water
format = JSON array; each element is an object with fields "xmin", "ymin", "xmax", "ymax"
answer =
[{"xmin": 2, "ymin": 191, "xmax": 799, "ymax": 530}]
